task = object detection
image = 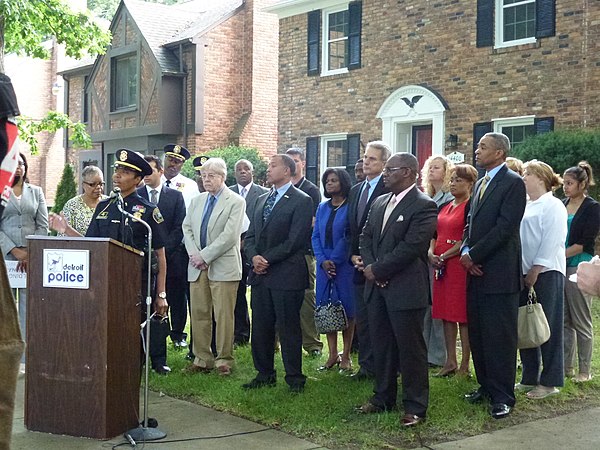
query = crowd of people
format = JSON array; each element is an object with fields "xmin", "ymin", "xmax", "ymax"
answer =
[{"xmin": 3, "ymin": 132, "xmax": 600, "ymax": 428}]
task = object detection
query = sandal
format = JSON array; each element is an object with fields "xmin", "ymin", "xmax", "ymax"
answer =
[
  {"xmin": 318, "ymin": 355, "xmax": 341, "ymax": 371},
  {"xmin": 526, "ymin": 386, "xmax": 559, "ymax": 399},
  {"xmin": 572, "ymin": 373, "xmax": 593, "ymax": 383}
]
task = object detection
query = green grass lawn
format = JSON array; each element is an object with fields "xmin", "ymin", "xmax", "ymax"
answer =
[{"xmin": 149, "ymin": 301, "xmax": 600, "ymax": 449}]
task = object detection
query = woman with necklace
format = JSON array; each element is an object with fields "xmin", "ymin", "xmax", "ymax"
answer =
[
  {"xmin": 59, "ymin": 166, "xmax": 107, "ymax": 236},
  {"xmin": 312, "ymin": 168, "xmax": 355, "ymax": 373},
  {"xmin": 429, "ymin": 163, "xmax": 478, "ymax": 377},
  {"xmin": 562, "ymin": 161, "xmax": 599, "ymax": 383}
]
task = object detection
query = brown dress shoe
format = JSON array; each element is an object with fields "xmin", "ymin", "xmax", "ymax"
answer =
[
  {"xmin": 401, "ymin": 414, "xmax": 425, "ymax": 427},
  {"xmin": 217, "ymin": 365, "xmax": 232, "ymax": 376},
  {"xmin": 181, "ymin": 364, "xmax": 212, "ymax": 374},
  {"xmin": 355, "ymin": 401, "xmax": 387, "ymax": 414}
]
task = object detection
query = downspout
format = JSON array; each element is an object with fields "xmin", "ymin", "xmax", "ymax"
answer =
[{"xmin": 179, "ymin": 43, "xmax": 188, "ymax": 148}]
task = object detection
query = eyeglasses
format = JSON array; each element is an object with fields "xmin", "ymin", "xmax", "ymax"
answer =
[
  {"xmin": 201, "ymin": 173, "xmax": 220, "ymax": 180},
  {"xmin": 83, "ymin": 181, "xmax": 106, "ymax": 188},
  {"xmin": 383, "ymin": 166, "xmax": 410, "ymax": 174}
]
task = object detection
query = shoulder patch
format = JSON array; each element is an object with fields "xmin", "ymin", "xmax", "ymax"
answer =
[{"xmin": 153, "ymin": 207, "xmax": 164, "ymax": 224}]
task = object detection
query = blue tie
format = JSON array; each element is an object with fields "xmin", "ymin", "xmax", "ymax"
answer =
[
  {"xmin": 200, "ymin": 195, "xmax": 216, "ymax": 248},
  {"xmin": 263, "ymin": 189, "xmax": 278, "ymax": 222}
]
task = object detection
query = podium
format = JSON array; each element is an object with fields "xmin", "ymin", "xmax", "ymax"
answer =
[{"xmin": 24, "ymin": 237, "xmax": 143, "ymax": 439}]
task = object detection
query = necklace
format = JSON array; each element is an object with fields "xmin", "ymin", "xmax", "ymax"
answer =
[{"xmin": 332, "ymin": 199, "xmax": 346, "ymax": 211}]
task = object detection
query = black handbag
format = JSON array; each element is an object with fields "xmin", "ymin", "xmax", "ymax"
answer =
[{"xmin": 314, "ymin": 279, "xmax": 348, "ymax": 334}]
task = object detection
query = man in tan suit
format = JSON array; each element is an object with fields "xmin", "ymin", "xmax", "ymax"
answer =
[{"xmin": 182, "ymin": 158, "xmax": 246, "ymax": 376}]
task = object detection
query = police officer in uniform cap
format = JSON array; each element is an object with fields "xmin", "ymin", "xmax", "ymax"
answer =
[
  {"xmin": 162, "ymin": 144, "xmax": 197, "ymax": 207},
  {"xmin": 49, "ymin": 149, "xmax": 171, "ymax": 374}
]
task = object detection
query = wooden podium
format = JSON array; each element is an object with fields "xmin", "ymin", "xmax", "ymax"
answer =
[{"xmin": 24, "ymin": 237, "xmax": 143, "ymax": 439}]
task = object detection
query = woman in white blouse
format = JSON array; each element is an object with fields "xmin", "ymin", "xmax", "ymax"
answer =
[{"xmin": 516, "ymin": 160, "xmax": 567, "ymax": 399}]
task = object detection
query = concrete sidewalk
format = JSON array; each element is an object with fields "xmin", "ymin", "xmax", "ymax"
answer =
[{"xmin": 10, "ymin": 378, "xmax": 325, "ymax": 450}]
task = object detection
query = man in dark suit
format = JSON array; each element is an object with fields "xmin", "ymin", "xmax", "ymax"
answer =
[
  {"xmin": 286, "ymin": 147, "xmax": 323, "ymax": 356},
  {"xmin": 460, "ymin": 132, "xmax": 526, "ymax": 419},
  {"xmin": 242, "ymin": 154, "xmax": 313, "ymax": 393},
  {"xmin": 140, "ymin": 156, "xmax": 189, "ymax": 353},
  {"xmin": 356, "ymin": 153, "xmax": 437, "ymax": 427},
  {"xmin": 229, "ymin": 159, "xmax": 268, "ymax": 345},
  {"xmin": 348, "ymin": 141, "xmax": 390, "ymax": 379}
]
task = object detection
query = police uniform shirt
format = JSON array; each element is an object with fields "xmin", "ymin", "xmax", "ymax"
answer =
[
  {"xmin": 86, "ymin": 191, "xmax": 166, "ymax": 252},
  {"xmin": 160, "ymin": 173, "xmax": 198, "ymax": 208}
]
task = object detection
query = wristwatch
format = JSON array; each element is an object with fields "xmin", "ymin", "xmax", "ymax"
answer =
[{"xmin": 158, "ymin": 291, "xmax": 167, "ymax": 299}]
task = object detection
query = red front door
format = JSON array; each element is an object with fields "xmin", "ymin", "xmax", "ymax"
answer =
[{"xmin": 412, "ymin": 125, "xmax": 433, "ymax": 170}]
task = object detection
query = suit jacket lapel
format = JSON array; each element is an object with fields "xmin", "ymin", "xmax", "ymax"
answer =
[
  {"xmin": 263, "ymin": 186, "xmax": 291, "ymax": 228},
  {"xmin": 379, "ymin": 187, "xmax": 418, "ymax": 241},
  {"xmin": 254, "ymin": 193, "xmax": 268, "ymax": 241},
  {"xmin": 473, "ymin": 165, "xmax": 507, "ymax": 214},
  {"xmin": 208, "ymin": 190, "xmax": 227, "ymax": 231}
]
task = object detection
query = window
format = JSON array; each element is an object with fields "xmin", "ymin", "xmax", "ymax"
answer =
[
  {"xmin": 324, "ymin": 136, "xmax": 348, "ymax": 167},
  {"xmin": 111, "ymin": 54, "xmax": 137, "ymax": 111},
  {"xmin": 306, "ymin": 134, "xmax": 360, "ymax": 185},
  {"xmin": 496, "ymin": 0, "xmax": 536, "ymax": 47},
  {"xmin": 307, "ymin": 1, "xmax": 362, "ymax": 76},
  {"xmin": 493, "ymin": 116, "xmax": 535, "ymax": 150}
]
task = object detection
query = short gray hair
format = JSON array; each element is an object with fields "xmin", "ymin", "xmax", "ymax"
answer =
[
  {"xmin": 484, "ymin": 132, "xmax": 511, "ymax": 157},
  {"xmin": 286, "ymin": 147, "xmax": 305, "ymax": 162},
  {"xmin": 235, "ymin": 159, "xmax": 254, "ymax": 171},
  {"xmin": 200, "ymin": 157, "xmax": 227, "ymax": 178},
  {"xmin": 366, "ymin": 141, "xmax": 392, "ymax": 162},
  {"xmin": 81, "ymin": 165, "xmax": 103, "ymax": 180}
]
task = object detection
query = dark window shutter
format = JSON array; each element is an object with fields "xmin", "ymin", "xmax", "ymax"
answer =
[
  {"xmin": 346, "ymin": 133, "xmax": 361, "ymax": 183},
  {"xmin": 534, "ymin": 117, "xmax": 554, "ymax": 134},
  {"xmin": 476, "ymin": 0, "xmax": 494, "ymax": 48},
  {"xmin": 536, "ymin": 0, "xmax": 556, "ymax": 38},
  {"xmin": 307, "ymin": 11, "xmax": 321, "ymax": 76},
  {"xmin": 306, "ymin": 137, "xmax": 319, "ymax": 185},
  {"xmin": 473, "ymin": 122, "xmax": 492, "ymax": 176},
  {"xmin": 348, "ymin": 1, "xmax": 362, "ymax": 70}
]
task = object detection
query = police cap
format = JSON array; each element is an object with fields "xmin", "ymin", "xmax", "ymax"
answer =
[
  {"xmin": 192, "ymin": 155, "xmax": 210, "ymax": 172},
  {"xmin": 163, "ymin": 144, "xmax": 191, "ymax": 161},
  {"xmin": 114, "ymin": 149, "xmax": 153, "ymax": 177}
]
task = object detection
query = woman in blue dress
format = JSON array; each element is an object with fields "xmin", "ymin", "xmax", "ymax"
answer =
[{"xmin": 312, "ymin": 168, "xmax": 355, "ymax": 373}]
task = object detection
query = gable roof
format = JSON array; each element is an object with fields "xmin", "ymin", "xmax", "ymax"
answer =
[{"xmin": 124, "ymin": 0, "xmax": 244, "ymax": 74}]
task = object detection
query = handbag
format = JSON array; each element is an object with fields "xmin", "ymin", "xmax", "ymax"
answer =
[
  {"xmin": 314, "ymin": 279, "xmax": 348, "ymax": 334},
  {"xmin": 517, "ymin": 286, "xmax": 551, "ymax": 349}
]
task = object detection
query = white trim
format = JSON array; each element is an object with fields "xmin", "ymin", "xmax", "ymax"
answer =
[
  {"xmin": 321, "ymin": 5, "xmax": 350, "ymax": 76},
  {"xmin": 319, "ymin": 133, "xmax": 348, "ymax": 181},
  {"xmin": 265, "ymin": 0, "xmax": 345, "ymax": 19},
  {"xmin": 492, "ymin": 115, "xmax": 535, "ymax": 131},
  {"xmin": 494, "ymin": 0, "xmax": 537, "ymax": 49}
]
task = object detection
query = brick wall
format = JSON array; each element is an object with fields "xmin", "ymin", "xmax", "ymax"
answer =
[{"xmin": 277, "ymin": 0, "xmax": 600, "ymax": 161}]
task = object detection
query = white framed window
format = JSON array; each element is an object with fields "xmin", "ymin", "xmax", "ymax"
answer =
[
  {"xmin": 321, "ymin": 6, "xmax": 350, "ymax": 76},
  {"xmin": 493, "ymin": 116, "xmax": 535, "ymax": 149},
  {"xmin": 320, "ymin": 134, "xmax": 348, "ymax": 171},
  {"xmin": 495, "ymin": 0, "xmax": 537, "ymax": 48}
]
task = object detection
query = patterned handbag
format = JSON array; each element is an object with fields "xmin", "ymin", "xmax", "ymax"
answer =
[{"xmin": 314, "ymin": 279, "xmax": 348, "ymax": 334}]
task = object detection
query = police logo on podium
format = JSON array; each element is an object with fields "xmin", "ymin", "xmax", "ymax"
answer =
[{"xmin": 43, "ymin": 249, "xmax": 90, "ymax": 289}]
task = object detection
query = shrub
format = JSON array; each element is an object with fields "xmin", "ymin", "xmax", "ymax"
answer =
[
  {"xmin": 512, "ymin": 129, "xmax": 600, "ymax": 199},
  {"xmin": 181, "ymin": 145, "xmax": 268, "ymax": 187},
  {"xmin": 52, "ymin": 164, "xmax": 77, "ymax": 212}
]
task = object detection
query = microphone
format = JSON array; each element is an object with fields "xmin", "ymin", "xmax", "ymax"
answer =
[{"xmin": 109, "ymin": 187, "xmax": 121, "ymax": 200}]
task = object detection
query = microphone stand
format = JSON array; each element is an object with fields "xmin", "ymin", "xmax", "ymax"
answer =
[{"xmin": 116, "ymin": 193, "xmax": 167, "ymax": 443}]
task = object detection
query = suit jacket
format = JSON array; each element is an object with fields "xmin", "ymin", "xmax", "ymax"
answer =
[
  {"xmin": 230, "ymin": 183, "xmax": 268, "ymax": 227},
  {"xmin": 183, "ymin": 188, "xmax": 246, "ymax": 282},
  {"xmin": 244, "ymin": 185, "xmax": 313, "ymax": 291},
  {"xmin": 0, "ymin": 183, "xmax": 48, "ymax": 259},
  {"xmin": 348, "ymin": 177, "xmax": 388, "ymax": 283},
  {"xmin": 462, "ymin": 164, "xmax": 526, "ymax": 294},
  {"xmin": 563, "ymin": 196, "xmax": 600, "ymax": 256},
  {"xmin": 137, "ymin": 185, "xmax": 187, "ymax": 274},
  {"xmin": 359, "ymin": 186, "xmax": 437, "ymax": 311}
]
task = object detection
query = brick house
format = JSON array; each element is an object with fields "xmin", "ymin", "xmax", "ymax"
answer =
[
  {"xmin": 62, "ymin": 0, "xmax": 278, "ymax": 189},
  {"xmin": 267, "ymin": 0, "xmax": 600, "ymax": 185}
]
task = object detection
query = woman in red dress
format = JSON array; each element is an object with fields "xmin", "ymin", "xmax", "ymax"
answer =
[{"xmin": 429, "ymin": 164, "xmax": 478, "ymax": 377}]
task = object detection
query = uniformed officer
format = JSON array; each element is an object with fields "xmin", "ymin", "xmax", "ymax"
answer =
[
  {"xmin": 161, "ymin": 144, "xmax": 198, "ymax": 207},
  {"xmin": 49, "ymin": 149, "xmax": 171, "ymax": 374},
  {"xmin": 192, "ymin": 155, "xmax": 209, "ymax": 193}
]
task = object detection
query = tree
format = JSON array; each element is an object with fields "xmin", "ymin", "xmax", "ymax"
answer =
[
  {"xmin": 17, "ymin": 112, "xmax": 92, "ymax": 155},
  {"xmin": 181, "ymin": 145, "xmax": 268, "ymax": 187},
  {"xmin": 88, "ymin": 0, "xmax": 188, "ymax": 21},
  {"xmin": 52, "ymin": 163, "xmax": 78, "ymax": 213}
]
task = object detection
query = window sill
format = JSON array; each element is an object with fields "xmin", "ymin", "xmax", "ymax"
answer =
[
  {"xmin": 493, "ymin": 40, "xmax": 539, "ymax": 54},
  {"xmin": 109, "ymin": 106, "xmax": 137, "ymax": 115},
  {"xmin": 320, "ymin": 68, "xmax": 349, "ymax": 78}
]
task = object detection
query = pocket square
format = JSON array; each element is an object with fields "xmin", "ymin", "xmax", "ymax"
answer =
[{"xmin": 396, "ymin": 215, "xmax": 404, "ymax": 222}]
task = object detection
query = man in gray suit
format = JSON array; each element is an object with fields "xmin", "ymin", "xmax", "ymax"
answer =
[
  {"xmin": 230, "ymin": 159, "xmax": 268, "ymax": 345},
  {"xmin": 356, "ymin": 153, "xmax": 437, "ymax": 427}
]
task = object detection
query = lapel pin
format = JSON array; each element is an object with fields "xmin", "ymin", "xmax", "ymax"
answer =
[{"xmin": 284, "ymin": 195, "xmax": 290, "ymax": 199}]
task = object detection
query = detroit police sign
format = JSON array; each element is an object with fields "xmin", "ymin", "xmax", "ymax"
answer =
[{"xmin": 43, "ymin": 249, "xmax": 90, "ymax": 289}]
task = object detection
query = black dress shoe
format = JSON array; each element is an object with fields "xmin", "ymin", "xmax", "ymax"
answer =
[
  {"xmin": 401, "ymin": 414, "xmax": 425, "ymax": 427},
  {"xmin": 464, "ymin": 390, "xmax": 487, "ymax": 404},
  {"xmin": 289, "ymin": 384, "xmax": 305, "ymax": 393},
  {"xmin": 153, "ymin": 365, "xmax": 171, "ymax": 375},
  {"xmin": 490, "ymin": 403, "xmax": 511, "ymax": 419},
  {"xmin": 242, "ymin": 377, "xmax": 276, "ymax": 390}
]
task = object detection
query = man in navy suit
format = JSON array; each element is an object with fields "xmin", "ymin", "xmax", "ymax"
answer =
[
  {"xmin": 460, "ymin": 133, "xmax": 526, "ymax": 419},
  {"xmin": 229, "ymin": 159, "xmax": 268, "ymax": 345},
  {"xmin": 242, "ymin": 155, "xmax": 313, "ymax": 392},
  {"xmin": 140, "ymin": 156, "xmax": 188, "ymax": 354}
]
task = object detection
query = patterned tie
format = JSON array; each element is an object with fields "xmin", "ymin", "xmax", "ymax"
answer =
[
  {"xmin": 356, "ymin": 182, "xmax": 370, "ymax": 221},
  {"xmin": 241, "ymin": 187, "xmax": 247, "ymax": 199},
  {"xmin": 263, "ymin": 189, "xmax": 278, "ymax": 222},
  {"xmin": 381, "ymin": 195, "xmax": 398, "ymax": 231},
  {"xmin": 200, "ymin": 195, "xmax": 217, "ymax": 248},
  {"xmin": 165, "ymin": 179, "xmax": 171, "ymax": 187},
  {"xmin": 478, "ymin": 175, "xmax": 491, "ymax": 200},
  {"xmin": 150, "ymin": 189, "xmax": 158, "ymax": 205}
]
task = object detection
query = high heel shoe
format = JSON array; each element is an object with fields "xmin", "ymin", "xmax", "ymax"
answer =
[
  {"xmin": 339, "ymin": 358, "xmax": 353, "ymax": 374},
  {"xmin": 318, "ymin": 355, "xmax": 341, "ymax": 371}
]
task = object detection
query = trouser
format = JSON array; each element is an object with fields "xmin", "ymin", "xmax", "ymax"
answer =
[
  {"xmin": 520, "ymin": 271, "xmax": 565, "ymax": 387},
  {"xmin": 167, "ymin": 274, "xmax": 188, "ymax": 342},
  {"xmin": 354, "ymin": 282, "xmax": 374, "ymax": 375},
  {"xmin": 141, "ymin": 273, "xmax": 168, "ymax": 368},
  {"xmin": 300, "ymin": 254, "xmax": 322, "ymax": 352},
  {"xmin": 423, "ymin": 266, "xmax": 446, "ymax": 366},
  {"xmin": 0, "ymin": 259, "xmax": 25, "ymax": 450},
  {"xmin": 189, "ymin": 272, "xmax": 238, "ymax": 369},
  {"xmin": 250, "ymin": 283, "xmax": 306, "ymax": 387},
  {"xmin": 234, "ymin": 256, "xmax": 251, "ymax": 343},
  {"xmin": 564, "ymin": 266, "xmax": 594, "ymax": 375},
  {"xmin": 13, "ymin": 288, "xmax": 26, "ymax": 363}
]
